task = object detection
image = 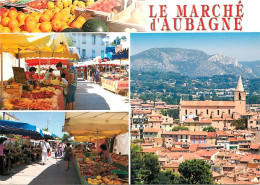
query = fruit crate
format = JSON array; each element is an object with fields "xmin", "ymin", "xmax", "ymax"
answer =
[
  {"xmin": 5, "ymin": 84, "xmax": 23, "ymax": 98},
  {"xmin": 22, "ymin": 6, "xmax": 44, "ymax": 13}
]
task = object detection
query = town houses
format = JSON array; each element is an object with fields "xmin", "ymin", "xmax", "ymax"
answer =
[{"xmin": 131, "ymin": 76, "xmax": 260, "ymax": 184}]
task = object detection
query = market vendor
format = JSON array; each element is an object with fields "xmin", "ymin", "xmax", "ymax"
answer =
[
  {"xmin": 56, "ymin": 62, "xmax": 68, "ymax": 81},
  {"xmin": 99, "ymin": 144, "xmax": 113, "ymax": 164},
  {"xmin": 44, "ymin": 68, "xmax": 54, "ymax": 80},
  {"xmin": 26, "ymin": 67, "xmax": 38, "ymax": 85}
]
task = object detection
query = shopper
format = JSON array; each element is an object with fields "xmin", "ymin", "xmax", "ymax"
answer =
[
  {"xmin": 44, "ymin": 68, "xmax": 54, "ymax": 80},
  {"xmin": 0, "ymin": 139, "xmax": 4, "ymax": 175},
  {"xmin": 58, "ymin": 142, "xmax": 63, "ymax": 158},
  {"xmin": 64, "ymin": 143, "xmax": 72, "ymax": 171},
  {"xmin": 41, "ymin": 138, "xmax": 50, "ymax": 165},
  {"xmin": 66, "ymin": 60, "xmax": 77, "ymax": 110},
  {"xmin": 99, "ymin": 144, "xmax": 113, "ymax": 164}
]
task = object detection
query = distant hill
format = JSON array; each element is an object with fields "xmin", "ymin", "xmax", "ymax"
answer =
[
  {"xmin": 239, "ymin": 60, "xmax": 260, "ymax": 77},
  {"xmin": 131, "ymin": 48, "xmax": 259, "ymax": 78}
]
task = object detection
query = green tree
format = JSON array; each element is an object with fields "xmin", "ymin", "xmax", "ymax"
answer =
[
  {"xmin": 120, "ymin": 36, "xmax": 127, "ymax": 42},
  {"xmin": 231, "ymin": 117, "xmax": 247, "ymax": 130},
  {"xmin": 42, "ymin": 127, "xmax": 48, "ymax": 131},
  {"xmin": 203, "ymin": 126, "xmax": 216, "ymax": 132},
  {"xmin": 167, "ymin": 109, "xmax": 179, "ymax": 119},
  {"xmin": 62, "ymin": 133, "xmax": 70, "ymax": 142},
  {"xmin": 199, "ymin": 94, "xmax": 205, "ymax": 101},
  {"xmin": 160, "ymin": 109, "xmax": 167, "ymax": 116},
  {"xmin": 172, "ymin": 125, "xmax": 189, "ymax": 131},
  {"xmin": 66, "ymin": 35, "xmax": 74, "ymax": 47},
  {"xmin": 178, "ymin": 159, "xmax": 214, "ymax": 184},
  {"xmin": 188, "ymin": 94, "xmax": 193, "ymax": 101}
]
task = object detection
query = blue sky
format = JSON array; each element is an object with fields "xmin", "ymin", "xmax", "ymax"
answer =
[
  {"xmin": 9, "ymin": 112, "xmax": 66, "ymax": 137},
  {"xmin": 130, "ymin": 33, "xmax": 260, "ymax": 61}
]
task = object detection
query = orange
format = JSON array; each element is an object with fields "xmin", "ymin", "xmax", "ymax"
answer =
[
  {"xmin": 76, "ymin": 16, "xmax": 86, "ymax": 24},
  {"xmin": 56, "ymin": 2, "xmax": 63, "ymax": 9},
  {"xmin": 60, "ymin": 9, "xmax": 69, "ymax": 22},
  {"xmin": 2, "ymin": 27, "xmax": 10, "ymax": 33},
  {"xmin": 25, "ymin": 15, "xmax": 37, "ymax": 24},
  {"xmin": 25, "ymin": 20, "xmax": 38, "ymax": 32},
  {"xmin": 8, "ymin": 19, "xmax": 19, "ymax": 29},
  {"xmin": 43, "ymin": 10, "xmax": 54, "ymax": 19},
  {"xmin": 47, "ymin": 1, "xmax": 55, "ymax": 9},
  {"xmin": 19, "ymin": 20, "xmax": 25, "ymax": 26},
  {"xmin": 39, "ymin": 22, "xmax": 52, "ymax": 32},
  {"xmin": 53, "ymin": 7, "xmax": 61, "ymax": 13},
  {"xmin": 52, "ymin": 12, "xmax": 62, "ymax": 20},
  {"xmin": 8, "ymin": 10, "xmax": 18, "ymax": 19},
  {"xmin": 51, "ymin": 18, "xmax": 62, "ymax": 31},
  {"xmin": 59, "ymin": 23, "xmax": 69, "ymax": 31},
  {"xmin": 40, "ymin": 14, "xmax": 51, "ymax": 23},
  {"xmin": 2, "ymin": 11, "xmax": 10, "ymax": 18},
  {"xmin": 31, "ymin": 28, "xmax": 41, "ymax": 32},
  {"xmin": 70, "ymin": 21, "xmax": 82, "ymax": 29},
  {"xmin": 11, "ymin": 27, "xmax": 21, "ymax": 33},
  {"xmin": 17, "ymin": 12, "xmax": 27, "ymax": 22},
  {"xmin": 1, "ymin": 17, "xmax": 11, "ymax": 27}
]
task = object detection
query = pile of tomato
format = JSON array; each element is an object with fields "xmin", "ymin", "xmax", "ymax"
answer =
[
  {"xmin": 88, "ymin": 0, "xmax": 122, "ymax": 13},
  {"xmin": 27, "ymin": 0, "xmax": 48, "ymax": 9}
]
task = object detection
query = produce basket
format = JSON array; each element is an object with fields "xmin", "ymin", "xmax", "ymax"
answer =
[{"xmin": 111, "ymin": 170, "xmax": 128, "ymax": 179}]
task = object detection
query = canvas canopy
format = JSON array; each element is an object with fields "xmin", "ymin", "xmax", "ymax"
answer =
[{"xmin": 64, "ymin": 112, "xmax": 128, "ymax": 142}]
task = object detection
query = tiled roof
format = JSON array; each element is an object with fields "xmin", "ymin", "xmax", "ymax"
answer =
[
  {"xmin": 181, "ymin": 100, "xmax": 235, "ymax": 107},
  {"xmin": 163, "ymin": 162, "xmax": 179, "ymax": 168},
  {"xmin": 250, "ymin": 143, "xmax": 260, "ymax": 149},
  {"xmin": 216, "ymin": 130, "xmax": 228, "ymax": 136},
  {"xmin": 133, "ymin": 110, "xmax": 151, "ymax": 114},
  {"xmin": 143, "ymin": 128, "xmax": 161, "ymax": 133},
  {"xmin": 195, "ymin": 149, "xmax": 219, "ymax": 157},
  {"xmin": 207, "ymin": 132, "xmax": 216, "ymax": 138},
  {"xmin": 163, "ymin": 131, "xmax": 190, "ymax": 135},
  {"xmin": 189, "ymin": 144, "xmax": 198, "ymax": 152},
  {"xmin": 190, "ymin": 131, "xmax": 207, "ymax": 136}
]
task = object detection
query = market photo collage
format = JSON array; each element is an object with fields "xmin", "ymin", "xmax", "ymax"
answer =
[{"xmin": 1, "ymin": 1, "xmax": 260, "ymax": 185}]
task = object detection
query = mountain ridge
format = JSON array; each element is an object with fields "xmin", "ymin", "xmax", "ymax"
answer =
[{"xmin": 131, "ymin": 48, "xmax": 258, "ymax": 78}]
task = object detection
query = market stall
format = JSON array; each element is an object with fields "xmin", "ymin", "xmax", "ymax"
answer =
[
  {"xmin": 63, "ymin": 112, "xmax": 129, "ymax": 185},
  {"xmin": 0, "ymin": 120, "xmax": 44, "ymax": 174},
  {"xmin": 0, "ymin": 34, "xmax": 79, "ymax": 110},
  {"xmin": 0, "ymin": 0, "xmax": 147, "ymax": 33}
]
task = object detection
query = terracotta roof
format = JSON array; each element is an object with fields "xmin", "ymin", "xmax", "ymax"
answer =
[
  {"xmin": 230, "ymin": 138, "xmax": 239, "ymax": 142},
  {"xmin": 207, "ymin": 132, "xmax": 216, "ymax": 138},
  {"xmin": 197, "ymin": 143, "xmax": 216, "ymax": 148},
  {"xmin": 181, "ymin": 100, "xmax": 235, "ymax": 107},
  {"xmin": 189, "ymin": 144, "xmax": 198, "ymax": 152},
  {"xmin": 158, "ymin": 152, "xmax": 204, "ymax": 161},
  {"xmin": 133, "ymin": 110, "xmax": 151, "ymax": 114},
  {"xmin": 237, "ymin": 137, "xmax": 247, "ymax": 141},
  {"xmin": 250, "ymin": 143, "xmax": 260, "ymax": 149},
  {"xmin": 143, "ymin": 128, "xmax": 161, "ymax": 133},
  {"xmin": 155, "ymin": 105, "xmax": 166, "ymax": 109},
  {"xmin": 200, "ymin": 119, "xmax": 212, "ymax": 124},
  {"xmin": 240, "ymin": 155, "xmax": 255, "ymax": 162},
  {"xmin": 216, "ymin": 130, "xmax": 228, "ymax": 136},
  {"xmin": 212, "ymin": 171, "xmax": 222, "ymax": 177},
  {"xmin": 195, "ymin": 149, "xmax": 219, "ymax": 157},
  {"xmin": 163, "ymin": 162, "xmax": 179, "ymax": 168},
  {"xmin": 190, "ymin": 131, "xmax": 207, "ymax": 136},
  {"xmin": 131, "ymin": 102, "xmax": 141, "ymax": 105},
  {"xmin": 184, "ymin": 118, "xmax": 196, "ymax": 122},
  {"xmin": 163, "ymin": 131, "xmax": 189, "ymax": 135},
  {"xmin": 170, "ymin": 147, "xmax": 189, "ymax": 152}
]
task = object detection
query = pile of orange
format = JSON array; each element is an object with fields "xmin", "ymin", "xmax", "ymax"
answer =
[{"xmin": 0, "ymin": 0, "xmax": 88, "ymax": 33}]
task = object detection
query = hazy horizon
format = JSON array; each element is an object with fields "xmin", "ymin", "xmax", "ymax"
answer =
[{"xmin": 130, "ymin": 33, "xmax": 260, "ymax": 61}]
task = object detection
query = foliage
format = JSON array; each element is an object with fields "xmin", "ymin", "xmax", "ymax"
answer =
[
  {"xmin": 231, "ymin": 117, "xmax": 247, "ymax": 130},
  {"xmin": 203, "ymin": 126, "xmax": 216, "ymax": 132},
  {"xmin": 160, "ymin": 109, "xmax": 179, "ymax": 119},
  {"xmin": 66, "ymin": 35, "xmax": 74, "ymax": 47},
  {"xmin": 178, "ymin": 159, "xmax": 214, "ymax": 184},
  {"xmin": 42, "ymin": 127, "xmax": 48, "ymax": 131},
  {"xmin": 62, "ymin": 133, "xmax": 70, "ymax": 142},
  {"xmin": 132, "ymin": 139, "xmax": 143, "ymax": 143},
  {"xmin": 120, "ymin": 36, "xmax": 127, "ymax": 42},
  {"xmin": 172, "ymin": 125, "xmax": 189, "ymax": 131}
]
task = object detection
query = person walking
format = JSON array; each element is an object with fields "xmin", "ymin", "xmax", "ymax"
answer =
[
  {"xmin": 63, "ymin": 143, "xmax": 73, "ymax": 171},
  {"xmin": 58, "ymin": 142, "xmax": 63, "ymax": 158},
  {"xmin": 41, "ymin": 138, "xmax": 50, "ymax": 165},
  {"xmin": 66, "ymin": 60, "xmax": 77, "ymax": 110}
]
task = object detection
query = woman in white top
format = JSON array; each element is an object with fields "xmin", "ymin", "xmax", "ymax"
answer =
[
  {"xmin": 44, "ymin": 68, "xmax": 54, "ymax": 80},
  {"xmin": 41, "ymin": 138, "xmax": 51, "ymax": 165}
]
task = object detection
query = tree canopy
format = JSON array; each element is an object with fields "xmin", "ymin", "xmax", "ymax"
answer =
[
  {"xmin": 172, "ymin": 125, "xmax": 189, "ymax": 131},
  {"xmin": 203, "ymin": 126, "xmax": 216, "ymax": 132}
]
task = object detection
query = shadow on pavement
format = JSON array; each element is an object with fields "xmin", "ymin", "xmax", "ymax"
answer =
[
  {"xmin": 75, "ymin": 93, "xmax": 110, "ymax": 110},
  {"xmin": 29, "ymin": 159, "xmax": 80, "ymax": 185},
  {"xmin": 0, "ymin": 160, "xmax": 42, "ymax": 181}
]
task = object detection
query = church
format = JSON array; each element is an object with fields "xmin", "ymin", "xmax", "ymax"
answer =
[{"xmin": 179, "ymin": 76, "xmax": 246, "ymax": 131}]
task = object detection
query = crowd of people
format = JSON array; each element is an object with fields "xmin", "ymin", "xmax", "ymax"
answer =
[{"xmin": 25, "ymin": 60, "xmax": 78, "ymax": 110}]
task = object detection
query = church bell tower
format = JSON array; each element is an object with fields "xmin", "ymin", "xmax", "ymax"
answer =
[{"xmin": 234, "ymin": 76, "xmax": 246, "ymax": 114}]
